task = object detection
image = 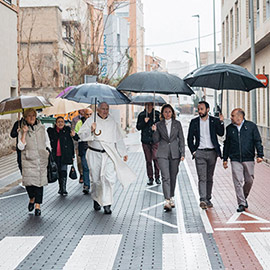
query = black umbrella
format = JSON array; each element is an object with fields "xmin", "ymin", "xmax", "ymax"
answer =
[
  {"xmin": 63, "ymin": 83, "xmax": 130, "ymax": 135},
  {"xmin": 131, "ymin": 95, "xmax": 167, "ymax": 106},
  {"xmin": 117, "ymin": 71, "xmax": 194, "ymax": 121},
  {"xmin": 117, "ymin": 71, "xmax": 194, "ymax": 95},
  {"xmin": 184, "ymin": 63, "xmax": 265, "ymax": 91}
]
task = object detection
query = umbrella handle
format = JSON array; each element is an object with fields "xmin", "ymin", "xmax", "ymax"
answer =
[{"xmin": 94, "ymin": 130, "xmax": 102, "ymax": 136}]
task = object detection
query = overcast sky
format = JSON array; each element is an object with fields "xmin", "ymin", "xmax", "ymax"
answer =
[{"xmin": 142, "ymin": 0, "xmax": 221, "ymax": 68}]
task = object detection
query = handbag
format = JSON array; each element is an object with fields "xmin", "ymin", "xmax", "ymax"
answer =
[
  {"xmin": 69, "ymin": 165, "xmax": 78, "ymax": 180},
  {"xmin": 47, "ymin": 148, "xmax": 59, "ymax": 183}
]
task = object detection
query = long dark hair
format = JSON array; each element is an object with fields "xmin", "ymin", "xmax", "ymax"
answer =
[{"xmin": 160, "ymin": 104, "xmax": 176, "ymax": 120}]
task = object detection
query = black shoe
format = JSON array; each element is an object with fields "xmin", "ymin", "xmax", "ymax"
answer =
[
  {"xmin": 61, "ymin": 177, "xmax": 68, "ymax": 196},
  {"xmin": 199, "ymin": 201, "xmax": 207, "ymax": 210},
  {"xmin": 155, "ymin": 178, "xmax": 161, "ymax": 185},
  {"xmin": 28, "ymin": 202, "xmax": 34, "ymax": 212},
  {"xmin": 83, "ymin": 186, "xmax": 89, "ymax": 194},
  {"xmin": 245, "ymin": 200, "xmax": 248, "ymax": 208},
  {"xmin": 237, "ymin": 205, "xmax": 246, "ymax": 212},
  {"xmin": 35, "ymin": 209, "xmax": 41, "ymax": 216},
  {"xmin": 93, "ymin": 200, "xmax": 101, "ymax": 211},
  {"xmin": 104, "ymin": 205, "xmax": 112, "ymax": 214},
  {"xmin": 147, "ymin": 178, "xmax": 154, "ymax": 185},
  {"xmin": 206, "ymin": 200, "xmax": 213, "ymax": 208}
]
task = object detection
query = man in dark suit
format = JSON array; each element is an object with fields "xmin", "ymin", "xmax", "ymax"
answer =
[{"xmin": 187, "ymin": 101, "xmax": 224, "ymax": 210}]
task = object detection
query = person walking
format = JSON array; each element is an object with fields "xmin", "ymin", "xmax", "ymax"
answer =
[
  {"xmin": 78, "ymin": 102, "xmax": 136, "ymax": 214},
  {"xmin": 152, "ymin": 104, "xmax": 185, "ymax": 211},
  {"xmin": 74, "ymin": 108, "xmax": 92, "ymax": 194},
  {"xmin": 10, "ymin": 118, "xmax": 24, "ymax": 173},
  {"xmin": 71, "ymin": 109, "xmax": 85, "ymax": 183},
  {"xmin": 187, "ymin": 101, "xmax": 224, "ymax": 210},
  {"xmin": 17, "ymin": 108, "xmax": 50, "ymax": 216},
  {"xmin": 223, "ymin": 108, "xmax": 263, "ymax": 212},
  {"xmin": 47, "ymin": 116, "xmax": 75, "ymax": 196},
  {"xmin": 136, "ymin": 102, "xmax": 160, "ymax": 185}
]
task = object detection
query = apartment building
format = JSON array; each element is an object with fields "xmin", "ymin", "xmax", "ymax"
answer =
[{"xmin": 222, "ymin": 0, "xmax": 270, "ymax": 159}]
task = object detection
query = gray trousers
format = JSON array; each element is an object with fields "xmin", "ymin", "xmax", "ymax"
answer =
[
  {"xmin": 231, "ymin": 161, "xmax": 254, "ymax": 206},
  {"xmin": 158, "ymin": 156, "xmax": 180, "ymax": 200},
  {"xmin": 195, "ymin": 149, "xmax": 217, "ymax": 202}
]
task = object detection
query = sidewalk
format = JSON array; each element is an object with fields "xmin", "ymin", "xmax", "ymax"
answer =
[{"xmin": 0, "ymin": 115, "xmax": 269, "ymax": 269}]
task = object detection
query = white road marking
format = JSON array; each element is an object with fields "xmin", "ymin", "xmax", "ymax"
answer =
[
  {"xmin": 141, "ymin": 202, "xmax": 164, "ymax": 212},
  {"xmin": 175, "ymin": 181, "xmax": 186, "ymax": 233},
  {"xmin": 0, "ymin": 192, "xmax": 27, "ymax": 200},
  {"xmin": 140, "ymin": 213, "xmax": 178, "ymax": 229},
  {"xmin": 0, "ymin": 236, "xmax": 43, "ymax": 270},
  {"xmin": 227, "ymin": 212, "xmax": 270, "ymax": 224},
  {"xmin": 183, "ymin": 160, "xmax": 213, "ymax": 233},
  {"xmin": 146, "ymin": 183, "xmax": 159, "ymax": 189},
  {"xmin": 163, "ymin": 233, "xmax": 212, "ymax": 270},
  {"xmin": 260, "ymin": 227, "xmax": 270, "ymax": 230},
  {"xmin": 214, "ymin": 227, "xmax": 245, "ymax": 231},
  {"xmin": 63, "ymin": 235, "xmax": 122, "ymax": 270},
  {"xmin": 145, "ymin": 189, "xmax": 164, "ymax": 196},
  {"xmin": 242, "ymin": 232, "xmax": 270, "ymax": 269}
]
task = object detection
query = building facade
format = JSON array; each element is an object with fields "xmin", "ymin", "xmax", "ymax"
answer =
[
  {"xmin": 0, "ymin": 0, "xmax": 19, "ymax": 156},
  {"xmin": 221, "ymin": 0, "xmax": 270, "ymax": 159}
]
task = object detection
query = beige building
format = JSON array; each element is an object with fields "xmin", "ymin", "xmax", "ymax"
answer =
[{"xmin": 221, "ymin": 0, "xmax": 270, "ymax": 159}]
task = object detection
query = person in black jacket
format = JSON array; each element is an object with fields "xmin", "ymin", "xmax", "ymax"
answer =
[
  {"xmin": 187, "ymin": 101, "xmax": 224, "ymax": 210},
  {"xmin": 223, "ymin": 108, "xmax": 263, "ymax": 212},
  {"xmin": 10, "ymin": 118, "xmax": 24, "ymax": 173},
  {"xmin": 47, "ymin": 116, "xmax": 74, "ymax": 196},
  {"xmin": 136, "ymin": 102, "xmax": 160, "ymax": 185}
]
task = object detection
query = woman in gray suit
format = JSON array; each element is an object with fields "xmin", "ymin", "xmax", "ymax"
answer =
[{"xmin": 152, "ymin": 104, "xmax": 185, "ymax": 211}]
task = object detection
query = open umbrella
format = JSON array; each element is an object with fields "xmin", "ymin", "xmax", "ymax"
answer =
[
  {"xmin": 62, "ymin": 83, "xmax": 130, "ymax": 135},
  {"xmin": 56, "ymin": 86, "xmax": 75, "ymax": 98},
  {"xmin": 131, "ymin": 95, "xmax": 166, "ymax": 106},
  {"xmin": 184, "ymin": 63, "xmax": 266, "ymax": 113},
  {"xmin": 117, "ymin": 71, "xmax": 194, "ymax": 121},
  {"xmin": 184, "ymin": 63, "xmax": 265, "ymax": 91},
  {"xmin": 42, "ymin": 98, "xmax": 89, "ymax": 116},
  {"xmin": 0, "ymin": 95, "xmax": 52, "ymax": 115}
]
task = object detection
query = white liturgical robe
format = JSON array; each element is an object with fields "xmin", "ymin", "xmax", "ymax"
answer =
[{"xmin": 78, "ymin": 113, "xmax": 136, "ymax": 206}]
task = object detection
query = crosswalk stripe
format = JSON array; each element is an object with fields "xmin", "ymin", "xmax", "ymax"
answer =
[
  {"xmin": 63, "ymin": 235, "xmax": 122, "ymax": 270},
  {"xmin": 163, "ymin": 233, "xmax": 212, "ymax": 270},
  {"xmin": 0, "ymin": 236, "xmax": 43, "ymax": 270},
  {"xmin": 242, "ymin": 232, "xmax": 270, "ymax": 269}
]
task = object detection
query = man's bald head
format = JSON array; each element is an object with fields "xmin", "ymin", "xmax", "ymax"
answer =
[
  {"xmin": 98, "ymin": 102, "xmax": 109, "ymax": 119},
  {"xmin": 231, "ymin": 108, "xmax": 245, "ymax": 125},
  {"xmin": 84, "ymin": 108, "xmax": 93, "ymax": 119}
]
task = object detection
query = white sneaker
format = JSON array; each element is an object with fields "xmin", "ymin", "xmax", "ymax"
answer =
[
  {"xmin": 169, "ymin": 198, "xmax": 175, "ymax": 208},
  {"xmin": 164, "ymin": 200, "xmax": 172, "ymax": 212}
]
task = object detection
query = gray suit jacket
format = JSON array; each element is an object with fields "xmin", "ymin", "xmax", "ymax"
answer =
[{"xmin": 153, "ymin": 119, "xmax": 185, "ymax": 159}]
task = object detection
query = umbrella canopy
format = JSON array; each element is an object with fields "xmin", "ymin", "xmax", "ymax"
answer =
[
  {"xmin": 42, "ymin": 98, "xmax": 89, "ymax": 116},
  {"xmin": 184, "ymin": 63, "xmax": 265, "ymax": 91},
  {"xmin": 56, "ymin": 86, "xmax": 75, "ymax": 98},
  {"xmin": 117, "ymin": 71, "xmax": 194, "ymax": 95},
  {"xmin": 0, "ymin": 95, "xmax": 52, "ymax": 115},
  {"xmin": 131, "ymin": 95, "xmax": 167, "ymax": 106},
  {"xmin": 63, "ymin": 83, "xmax": 130, "ymax": 105}
]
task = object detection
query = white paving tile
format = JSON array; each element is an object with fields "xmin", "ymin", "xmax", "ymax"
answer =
[
  {"xmin": 63, "ymin": 235, "xmax": 122, "ymax": 270},
  {"xmin": 163, "ymin": 233, "xmax": 212, "ymax": 270},
  {"xmin": 0, "ymin": 236, "xmax": 43, "ymax": 270},
  {"xmin": 242, "ymin": 232, "xmax": 270, "ymax": 269}
]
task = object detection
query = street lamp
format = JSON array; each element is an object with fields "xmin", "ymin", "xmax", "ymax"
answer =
[
  {"xmin": 192, "ymin": 14, "xmax": 201, "ymax": 67},
  {"xmin": 213, "ymin": 0, "xmax": 218, "ymax": 112},
  {"xmin": 183, "ymin": 49, "xmax": 199, "ymax": 69}
]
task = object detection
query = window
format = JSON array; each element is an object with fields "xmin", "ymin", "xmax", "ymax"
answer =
[
  {"xmin": 226, "ymin": 16, "xmax": 229, "ymax": 56},
  {"xmin": 4, "ymin": 0, "xmax": 12, "ymax": 4},
  {"xmin": 117, "ymin": 34, "xmax": 121, "ymax": 52},
  {"xmin": 222, "ymin": 22, "xmax": 225, "ymax": 56},
  {"xmin": 60, "ymin": 64, "xmax": 64, "ymax": 74},
  {"xmin": 114, "ymin": 1, "xmax": 130, "ymax": 17},
  {"xmin": 235, "ymin": 2, "xmax": 240, "ymax": 47},
  {"xmin": 230, "ymin": 9, "xmax": 234, "ymax": 52},
  {"xmin": 257, "ymin": 0, "xmax": 260, "ymax": 28},
  {"xmin": 267, "ymin": 0, "xmax": 270, "ymax": 19}
]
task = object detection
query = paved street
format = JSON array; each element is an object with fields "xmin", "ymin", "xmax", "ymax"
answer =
[{"xmin": 0, "ymin": 115, "xmax": 270, "ymax": 270}]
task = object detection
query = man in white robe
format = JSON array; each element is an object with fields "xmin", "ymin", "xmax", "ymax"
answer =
[{"xmin": 78, "ymin": 102, "xmax": 136, "ymax": 214}]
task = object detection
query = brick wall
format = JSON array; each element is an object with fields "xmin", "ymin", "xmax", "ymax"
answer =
[{"xmin": 0, "ymin": 119, "xmax": 16, "ymax": 157}]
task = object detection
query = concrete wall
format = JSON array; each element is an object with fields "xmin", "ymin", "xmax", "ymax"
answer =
[{"xmin": 0, "ymin": 119, "xmax": 15, "ymax": 157}]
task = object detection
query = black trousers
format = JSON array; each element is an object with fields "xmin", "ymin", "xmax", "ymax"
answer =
[
  {"xmin": 25, "ymin": 186, "xmax": 44, "ymax": 204},
  {"xmin": 55, "ymin": 156, "xmax": 67, "ymax": 179}
]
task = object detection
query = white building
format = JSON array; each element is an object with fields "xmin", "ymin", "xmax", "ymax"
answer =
[{"xmin": 0, "ymin": 0, "xmax": 18, "ymax": 105}]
